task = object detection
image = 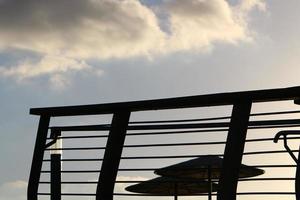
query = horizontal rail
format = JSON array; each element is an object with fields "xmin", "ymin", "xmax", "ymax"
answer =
[
  {"xmin": 39, "ymin": 181, "xmax": 98, "ymax": 184},
  {"xmin": 244, "ymin": 149, "xmax": 300, "ymax": 155},
  {"xmin": 30, "ymin": 86, "xmax": 300, "ymax": 116},
  {"xmin": 130, "ymin": 110, "xmax": 300, "ymax": 124},
  {"xmin": 47, "ymin": 135, "xmax": 109, "ymax": 139},
  {"xmin": 49, "ymin": 119, "xmax": 300, "ymax": 132},
  {"xmin": 45, "ymin": 147, "xmax": 106, "ymax": 151},
  {"xmin": 38, "ymin": 192, "xmax": 297, "ymax": 196},
  {"xmin": 39, "ymin": 177, "xmax": 297, "ymax": 185},
  {"xmin": 38, "ymin": 193, "xmax": 95, "ymax": 196},
  {"xmin": 41, "ymin": 170, "xmax": 101, "ymax": 173},
  {"xmin": 113, "ymin": 178, "xmax": 296, "ymax": 183},
  {"xmin": 42, "ymin": 150, "xmax": 299, "ymax": 162},
  {"xmin": 44, "ymin": 125, "xmax": 300, "ymax": 141},
  {"xmin": 45, "ymin": 136, "xmax": 300, "ymax": 150},
  {"xmin": 40, "ymin": 164, "xmax": 297, "ymax": 174},
  {"xmin": 43, "ymin": 158, "xmax": 103, "ymax": 162},
  {"xmin": 113, "ymin": 192, "xmax": 296, "ymax": 196}
]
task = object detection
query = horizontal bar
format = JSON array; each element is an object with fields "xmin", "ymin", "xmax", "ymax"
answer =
[
  {"xmin": 119, "ymin": 137, "xmax": 299, "ymax": 148},
  {"xmin": 114, "ymin": 178, "xmax": 296, "ymax": 183},
  {"xmin": 113, "ymin": 192, "xmax": 296, "ymax": 196},
  {"xmin": 252, "ymin": 164, "xmax": 296, "ymax": 168},
  {"xmin": 114, "ymin": 193, "xmax": 216, "ymax": 196},
  {"xmin": 237, "ymin": 192, "xmax": 295, "ymax": 195},
  {"xmin": 44, "ymin": 126, "xmax": 300, "ymax": 141},
  {"xmin": 123, "ymin": 141, "xmax": 226, "ymax": 148},
  {"xmin": 49, "ymin": 119, "xmax": 300, "ymax": 132},
  {"xmin": 47, "ymin": 135, "xmax": 109, "ymax": 139},
  {"xmin": 126, "ymin": 129, "xmax": 228, "ymax": 136},
  {"xmin": 130, "ymin": 110, "xmax": 300, "ymax": 124},
  {"xmin": 41, "ymin": 170, "xmax": 101, "ymax": 173},
  {"xmin": 42, "ymin": 150, "xmax": 299, "ymax": 162},
  {"xmin": 130, "ymin": 116, "xmax": 230, "ymax": 124},
  {"xmin": 40, "ymin": 164, "xmax": 296, "ymax": 174},
  {"xmin": 30, "ymin": 86, "xmax": 300, "ymax": 116},
  {"xmin": 119, "ymin": 149, "xmax": 299, "ymax": 159},
  {"xmin": 43, "ymin": 158, "xmax": 103, "ymax": 162},
  {"xmin": 45, "ymin": 147, "xmax": 106, "ymax": 151},
  {"xmin": 38, "ymin": 193, "xmax": 96, "ymax": 196},
  {"xmin": 125, "ymin": 124, "xmax": 300, "ymax": 136},
  {"xmin": 119, "ymin": 165, "xmax": 296, "ymax": 171},
  {"xmin": 39, "ymin": 177, "xmax": 296, "ymax": 185},
  {"xmin": 244, "ymin": 149, "xmax": 300, "ymax": 155},
  {"xmin": 239, "ymin": 178, "xmax": 295, "ymax": 181},
  {"xmin": 39, "ymin": 181, "xmax": 97, "ymax": 184},
  {"xmin": 119, "ymin": 154, "xmax": 222, "ymax": 160}
]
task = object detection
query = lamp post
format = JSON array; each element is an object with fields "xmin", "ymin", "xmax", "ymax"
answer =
[{"xmin": 50, "ymin": 131, "xmax": 62, "ymax": 200}]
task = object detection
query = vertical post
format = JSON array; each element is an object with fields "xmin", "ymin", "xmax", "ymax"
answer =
[
  {"xmin": 51, "ymin": 131, "xmax": 62, "ymax": 200},
  {"xmin": 28, "ymin": 115, "xmax": 50, "ymax": 200},
  {"xmin": 96, "ymin": 111, "xmax": 131, "ymax": 200},
  {"xmin": 208, "ymin": 165, "xmax": 212, "ymax": 200},
  {"xmin": 296, "ymin": 145, "xmax": 300, "ymax": 200},
  {"xmin": 174, "ymin": 183, "xmax": 178, "ymax": 200},
  {"xmin": 217, "ymin": 101, "xmax": 252, "ymax": 200}
]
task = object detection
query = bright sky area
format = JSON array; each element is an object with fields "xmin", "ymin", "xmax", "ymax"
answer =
[{"xmin": 1, "ymin": 0, "xmax": 300, "ymax": 200}]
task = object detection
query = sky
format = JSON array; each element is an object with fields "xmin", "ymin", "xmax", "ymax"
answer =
[{"xmin": 1, "ymin": 0, "xmax": 300, "ymax": 199}]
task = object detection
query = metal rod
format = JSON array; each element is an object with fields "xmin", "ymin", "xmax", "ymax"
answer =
[
  {"xmin": 27, "ymin": 115, "xmax": 50, "ymax": 200},
  {"xmin": 129, "ymin": 110, "xmax": 300, "ymax": 124},
  {"xmin": 96, "ymin": 111, "xmax": 131, "ymax": 200},
  {"xmin": 51, "ymin": 154, "xmax": 61, "ymax": 200},
  {"xmin": 208, "ymin": 165, "xmax": 212, "ymax": 200},
  {"xmin": 296, "ymin": 145, "xmax": 300, "ymax": 200},
  {"xmin": 49, "ymin": 118, "xmax": 300, "ymax": 132},
  {"xmin": 30, "ymin": 86, "xmax": 300, "ymax": 116},
  {"xmin": 218, "ymin": 101, "xmax": 252, "ymax": 200}
]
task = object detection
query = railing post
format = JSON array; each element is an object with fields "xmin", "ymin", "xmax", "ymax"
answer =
[
  {"xmin": 28, "ymin": 115, "xmax": 50, "ymax": 200},
  {"xmin": 50, "ymin": 131, "xmax": 62, "ymax": 200},
  {"xmin": 96, "ymin": 111, "xmax": 131, "ymax": 200},
  {"xmin": 217, "ymin": 101, "xmax": 252, "ymax": 200}
]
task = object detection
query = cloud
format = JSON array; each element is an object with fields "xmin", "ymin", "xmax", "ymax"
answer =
[
  {"xmin": 0, "ymin": 55, "xmax": 90, "ymax": 79},
  {"xmin": 237, "ymin": 0, "xmax": 266, "ymax": 12},
  {"xmin": 0, "ymin": 0, "xmax": 266, "ymax": 84},
  {"xmin": 165, "ymin": 0, "xmax": 252, "ymax": 52},
  {"xmin": 0, "ymin": 0, "xmax": 165, "ymax": 59},
  {"xmin": 0, "ymin": 180, "xmax": 27, "ymax": 200}
]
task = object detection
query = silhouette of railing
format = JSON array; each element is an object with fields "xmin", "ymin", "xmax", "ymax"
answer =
[{"xmin": 28, "ymin": 86, "xmax": 300, "ymax": 200}]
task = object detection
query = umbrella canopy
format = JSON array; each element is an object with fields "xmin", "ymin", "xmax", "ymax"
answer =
[
  {"xmin": 125, "ymin": 176, "xmax": 218, "ymax": 196},
  {"xmin": 155, "ymin": 155, "xmax": 264, "ymax": 179}
]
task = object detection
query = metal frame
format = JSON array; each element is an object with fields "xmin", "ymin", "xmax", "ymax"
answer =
[{"xmin": 27, "ymin": 86, "xmax": 300, "ymax": 200}]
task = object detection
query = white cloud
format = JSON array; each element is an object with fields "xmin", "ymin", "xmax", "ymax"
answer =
[
  {"xmin": 0, "ymin": 0, "xmax": 165, "ymax": 60},
  {"xmin": 0, "ymin": 55, "xmax": 92, "ymax": 90},
  {"xmin": 238, "ymin": 0, "xmax": 266, "ymax": 12},
  {"xmin": 0, "ymin": 0, "xmax": 266, "ymax": 84},
  {"xmin": 165, "ymin": 0, "xmax": 252, "ymax": 52},
  {"xmin": 0, "ymin": 55, "xmax": 90, "ymax": 79}
]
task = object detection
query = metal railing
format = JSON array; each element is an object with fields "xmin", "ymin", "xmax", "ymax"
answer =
[{"xmin": 28, "ymin": 86, "xmax": 300, "ymax": 200}]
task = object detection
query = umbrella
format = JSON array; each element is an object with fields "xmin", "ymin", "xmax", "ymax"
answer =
[
  {"xmin": 155, "ymin": 155, "xmax": 265, "ymax": 180},
  {"xmin": 125, "ymin": 176, "xmax": 218, "ymax": 200},
  {"xmin": 155, "ymin": 155, "xmax": 264, "ymax": 200}
]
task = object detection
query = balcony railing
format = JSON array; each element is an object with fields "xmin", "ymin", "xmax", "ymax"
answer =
[{"xmin": 28, "ymin": 86, "xmax": 300, "ymax": 200}]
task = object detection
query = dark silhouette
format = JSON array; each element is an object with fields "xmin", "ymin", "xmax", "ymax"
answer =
[
  {"xmin": 28, "ymin": 86, "xmax": 300, "ymax": 200},
  {"xmin": 274, "ymin": 130, "xmax": 300, "ymax": 200}
]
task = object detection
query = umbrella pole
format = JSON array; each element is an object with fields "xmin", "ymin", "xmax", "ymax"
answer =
[
  {"xmin": 174, "ymin": 183, "xmax": 178, "ymax": 200},
  {"xmin": 208, "ymin": 165, "xmax": 212, "ymax": 200},
  {"xmin": 296, "ymin": 145, "xmax": 300, "ymax": 200}
]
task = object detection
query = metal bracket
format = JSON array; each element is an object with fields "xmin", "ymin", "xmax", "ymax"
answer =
[
  {"xmin": 45, "ymin": 129, "xmax": 61, "ymax": 149},
  {"xmin": 274, "ymin": 130, "xmax": 300, "ymax": 163}
]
